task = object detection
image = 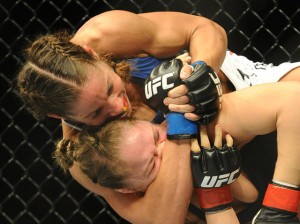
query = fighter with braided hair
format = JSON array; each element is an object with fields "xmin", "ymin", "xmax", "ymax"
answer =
[
  {"xmin": 53, "ymin": 78, "xmax": 300, "ymax": 223},
  {"xmin": 15, "ymin": 10, "xmax": 300, "ymax": 223},
  {"xmin": 144, "ymin": 59, "xmax": 300, "ymax": 223},
  {"xmin": 54, "ymin": 119, "xmax": 241, "ymax": 224}
]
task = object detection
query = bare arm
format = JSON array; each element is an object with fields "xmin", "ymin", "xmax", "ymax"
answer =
[
  {"xmin": 69, "ymin": 139, "xmax": 193, "ymax": 224},
  {"xmin": 72, "ymin": 10, "xmax": 227, "ymax": 71},
  {"xmin": 219, "ymin": 82, "xmax": 300, "ymax": 186}
]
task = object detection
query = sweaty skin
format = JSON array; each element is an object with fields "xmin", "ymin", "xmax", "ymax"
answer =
[
  {"xmin": 71, "ymin": 10, "xmax": 227, "ymax": 70},
  {"xmin": 58, "ymin": 10, "xmax": 300, "ymax": 223},
  {"xmin": 63, "ymin": 10, "xmax": 228, "ymax": 223},
  {"xmin": 69, "ymin": 81, "xmax": 300, "ymax": 223}
]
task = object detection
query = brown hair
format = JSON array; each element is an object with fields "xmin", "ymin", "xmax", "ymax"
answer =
[
  {"xmin": 15, "ymin": 30, "xmax": 131, "ymax": 120},
  {"xmin": 53, "ymin": 118, "xmax": 136, "ymax": 189}
]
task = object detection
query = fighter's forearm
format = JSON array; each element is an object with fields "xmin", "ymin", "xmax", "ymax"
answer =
[
  {"xmin": 189, "ymin": 17, "xmax": 227, "ymax": 72},
  {"xmin": 131, "ymin": 139, "xmax": 193, "ymax": 224},
  {"xmin": 70, "ymin": 139, "xmax": 193, "ymax": 224}
]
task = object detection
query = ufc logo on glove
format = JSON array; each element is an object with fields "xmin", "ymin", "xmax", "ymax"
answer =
[
  {"xmin": 145, "ymin": 72, "xmax": 175, "ymax": 99},
  {"xmin": 144, "ymin": 58, "xmax": 222, "ymax": 124},
  {"xmin": 200, "ymin": 168, "xmax": 240, "ymax": 187}
]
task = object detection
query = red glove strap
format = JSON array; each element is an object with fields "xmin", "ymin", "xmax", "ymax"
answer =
[
  {"xmin": 263, "ymin": 183, "xmax": 300, "ymax": 213},
  {"xmin": 197, "ymin": 185, "xmax": 233, "ymax": 209}
]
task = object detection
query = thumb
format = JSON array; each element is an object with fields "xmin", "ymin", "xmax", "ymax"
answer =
[{"xmin": 180, "ymin": 64, "xmax": 194, "ymax": 79}]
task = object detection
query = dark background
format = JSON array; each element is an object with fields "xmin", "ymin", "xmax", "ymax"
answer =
[{"xmin": 1, "ymin": 0, "xmax": 300, "ymax": 223}]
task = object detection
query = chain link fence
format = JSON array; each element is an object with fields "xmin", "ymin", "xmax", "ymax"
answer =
[{"xmin": 1, "ymin": 0, "xmax": 299, "ymax": 223}]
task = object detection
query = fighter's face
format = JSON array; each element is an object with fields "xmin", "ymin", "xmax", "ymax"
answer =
[
  {"xmin": 69, "ymin": 62, "xmax": 132, "ymax": 126},
  {"xmin": 119, "ymin": 121, "xmax": 166, "ymax": 192}
]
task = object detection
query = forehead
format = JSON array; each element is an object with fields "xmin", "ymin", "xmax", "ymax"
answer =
[
  {"xmin": 80, "ymin": 61, "xmax": 118, "ymax": 98},
  {"xmin": 119, "ymin": 121, "xmax": 156, "ymax": 166},
  {"xmin": 71, "ymin": 63, "xmax": 112, "ymax": 114},
  {"xmin": 121, "ymin": 121, "xmax": 155, "ymax": 145},
  {"xmin": 83, "ymin": 62, "xmax": 113, "ymax": 90},
  {"xmin": 118, "ymin": 122, "xmax": 160, "ymax": 166}
]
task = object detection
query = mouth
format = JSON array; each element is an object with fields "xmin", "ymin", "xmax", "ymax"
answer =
[
  {"xmin": 121, "ymin": 95, "xmax": 128, "ymax": 116},
  {"xmin": 118, "ymin": 94, "xmax": 130, "ymax": 118}
]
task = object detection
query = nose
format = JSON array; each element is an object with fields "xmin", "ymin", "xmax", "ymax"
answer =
[{"xmin": 106, "ymin": 94, "xmax": 125, "ymax": 117}]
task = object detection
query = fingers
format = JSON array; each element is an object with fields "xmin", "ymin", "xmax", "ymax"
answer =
[
  {"xmin": 225, "ymin": 134, "xmax": 233, "ymax": 147},
  {"xmin": 214, "ymin": 125, "xmax": 222, "ymax": 148},
  {"xmin": 167, "ymin": 84, "xmax": 188, "ymax": 98},
  {"xmin": 199, "ymin": 125, "xmax": 210, "ymax": 148},
  {"xmin": 176, "ymin": 52, "xmax": 191, "ymax": 64},
  {"xmin": 180, "ymin": 63, "xmax": 193, "ymax": 79},
  {"xmin": 199, "ymin": 125, "xmax": 235, "ymax": 150},
  {"xmin": 184, "ymin": 112, "xmax": 201, "ymax": 122},
  {"xmin": 215, "ymin": 125, "xmax": 234, "ymax": 148},
  {"xmin": 166, "ymin": 103, "xmax": 195, "ymax": 114}
]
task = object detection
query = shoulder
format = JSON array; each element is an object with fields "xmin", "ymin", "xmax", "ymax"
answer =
[
  {"xmin": 72, "ymin": 10, "xmax": 149, "ymax": 45},
  {"xmin": 87, "ymin": 10, "xmax": 143, "ymax": 27}
]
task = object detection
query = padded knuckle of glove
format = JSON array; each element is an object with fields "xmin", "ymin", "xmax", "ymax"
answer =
[
  {"xmin": 183, "ymin": 62, "xmax": 222, "ymax": 124},
  {"xmin": 144, "ymin": 59, "xmax": 183, "ymax": 113},
  {"xmin": 195, "ymin": 98, "xmax": 218, "ymax": 125},
  {"xmin": 191, "ymin": 145, "xmax": 241, "ymax": 188},
  {"xmin": 183, "ymin": 63, "xmax": 210, "ymax": 89},
  {"xmin": 187, "ymin": 85, "xmax": 217, "ymax": 105}
]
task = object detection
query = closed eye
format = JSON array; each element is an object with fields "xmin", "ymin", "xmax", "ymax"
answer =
[
  {"xmin": 92, "ymin": 108, "xmax": 102, "ymax": 118},
  {"xmin": 107, "ymin": 82, "xmax": 114, "ymax": 96}
]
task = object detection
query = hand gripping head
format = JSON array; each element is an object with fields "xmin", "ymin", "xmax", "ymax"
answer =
[{"xmin": 144, "ymin": 59, "xmax": 183, "ymax": 113}]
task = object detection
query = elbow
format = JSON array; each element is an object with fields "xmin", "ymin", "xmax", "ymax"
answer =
[
  {"xmin": 203, "ymin": 17, "xmax": 228, "ymax": 49},
  {"xmin": 213, "ymin": 21, "xmax": 228, "ymax": 63}
]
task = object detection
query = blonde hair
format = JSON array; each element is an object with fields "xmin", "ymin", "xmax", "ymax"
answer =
[{"xmin": 53, "ymin": 118, "xmax": 137, "ymax": 189}]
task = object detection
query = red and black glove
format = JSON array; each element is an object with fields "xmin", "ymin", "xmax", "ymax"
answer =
[
  {"xmin": 191, "ymin": 144, "xmax": 241, "ymax": 213},
  {"xmin": 252, "ymin": 181, "xmax": 300, "ymax": 224}
]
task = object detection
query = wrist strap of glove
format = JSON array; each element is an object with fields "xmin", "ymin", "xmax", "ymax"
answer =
[
  {"xmin": 263, "ymin": 181, "xmax": 300, "ymax": 213},
  {"xmin": 166, "ymin": 112, "xmax": 198, "ymax": 139},
  {"xmin": 196, "ymin": 185, "xmax": 233, "ymax": 213},
  {"xmin": 191, "ymin": 61, "xmax": 205, "ymax": 67}
]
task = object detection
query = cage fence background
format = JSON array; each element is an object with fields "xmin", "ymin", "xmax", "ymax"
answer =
[{"xmin": 1, "ymin": 0, "xmax": 300, "ymax": 223}]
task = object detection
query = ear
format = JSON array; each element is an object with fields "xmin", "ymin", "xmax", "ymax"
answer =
[
  {"xmin": 47, "ymin": 113, "xmax": 63, "ymax": 119},
  {"xmin": 81, "ymin": 44, "xmax": 99, "ymax": 59},
  {"xmin": 114, "ymin": 188, "xmax": 137, "ymax": 194}
]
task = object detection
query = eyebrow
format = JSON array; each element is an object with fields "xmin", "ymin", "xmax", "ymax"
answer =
[
  {"xmin": 106, "ymin": 75, "xmax": 114, "ymax": 96},
  {"xmin": 143, "ymin": 126, "xmax": 157, "ymax": 177},
  {"xmin": 85, "ymin": 108, "xmax": 100, "ymax": 119},
  {"xmin": 85, "ymin": 78, "xmax": 112, "ymax": 119}
]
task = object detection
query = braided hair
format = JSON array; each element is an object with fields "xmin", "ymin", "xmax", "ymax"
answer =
[
  {"xmin": 53, "ymin": 118, "xmax": 136, "ymax": 189},
  {"xmin": 15, "ymin": 30, "xmax": 131, "ymax": 120}
]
